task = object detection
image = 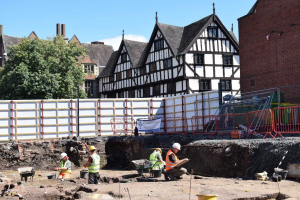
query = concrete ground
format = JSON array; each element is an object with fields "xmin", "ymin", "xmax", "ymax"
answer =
[{"xmin": 1, "ymin": 169, "xmax": 300, "ymax": 200}]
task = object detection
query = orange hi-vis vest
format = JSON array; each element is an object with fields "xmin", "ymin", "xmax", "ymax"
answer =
[{"xmin": 165, "ymin": 150, "xmax": 178, "ymax": 171}]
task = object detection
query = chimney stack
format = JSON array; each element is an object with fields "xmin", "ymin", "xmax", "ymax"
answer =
[
  {"xmin": 91, "ymin": 41, "xmax": 104, "ymax": 45},
  {"xmin": 61, "ymin": 24, "xmax": 66, "ymax": 37},
  {"xmin": 56, "ymin": 23, "xmax": 61, "ymax": 36},
  {"xmin": 0, "ymin": 25, "xmax": 3, "ymax": 36}
]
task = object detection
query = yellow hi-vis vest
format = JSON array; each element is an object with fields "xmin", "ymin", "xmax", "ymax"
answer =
[
  {"xmin": 60, "ymin": 160, "xmax": 71, "ymax": 174},
  {"xmin": 88, "ymin": 154, "xmax": 100, "ymax": 173},
  {"xmin": 149, "ymin": 151, "xmax": 163, "ymax": 169}
]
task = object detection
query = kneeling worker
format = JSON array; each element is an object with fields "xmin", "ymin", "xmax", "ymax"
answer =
[
  {"xmin": 150, "ymin": 148, "xmax": 164, "ymax": 170},
  {"xmin": 55, "ymin": 152, "xmax": 72, "ymax": 179},
  {"xmin": 165, "ymin": 143, "xmax": 188, "ymax": 180},
  {"xmin": 84, "ymin": 146, "xmax": 100, "ymax": 184}
]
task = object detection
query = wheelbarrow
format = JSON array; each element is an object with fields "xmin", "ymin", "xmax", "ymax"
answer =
[
  {"xmin": 18, "ymin": 167, "xmax": 35, "ymax": 182},
  {"xmin": 132, "ymin": 159, "xmax": 153, "ymax": 176}
]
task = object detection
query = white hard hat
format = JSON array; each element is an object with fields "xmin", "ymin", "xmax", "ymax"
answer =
[
  {"xmin": 60, "ymin": 152, "xmax": 67, "ymax": 159},
  {"xmin": 172, "ymin": 143, "xmax": 181, "ymax": 150}
]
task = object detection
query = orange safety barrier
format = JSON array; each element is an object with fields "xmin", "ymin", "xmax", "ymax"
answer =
[
  {"xmin": 191, "ymin": 115, "xmax": 218, "ymax": 137},
  {"xmin": 216, "ymin": 113, "xmax": 248, "ymax": 138},
  {"xmin": 247, "ymin": 109, "xmax": 274, "ymax": 139},
  {"xmin": 165, "ymin": 117, "xmax": 188, "ymax": 135},
  {"xmin": 273, "ymin": 106, "xmax": 300, "ymax": 138}
]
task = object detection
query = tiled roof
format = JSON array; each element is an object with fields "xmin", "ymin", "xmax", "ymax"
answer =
[
  {"xmin": 98, "ymin": 51, "xmax": 118, "ymax": 77},
  {"xmin": 2, "ymin": 35, "xmax": 23, "ymax": 53},
  {"xmin": 157, "ymin": 23, "xmax": 184, "ymax": 55},
  {"xmin": 82, "ymin": 43, "xmax": 113, "ymax": 67},
  {"xmin": 124, "ymin": 39, "xmax": 148, "ymax": 68},
  {"xmin": 178, "ymin": 14, "xmax": 213, "ymax": 54}
]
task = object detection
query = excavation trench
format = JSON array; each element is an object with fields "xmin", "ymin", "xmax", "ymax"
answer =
[{"xmin": 0, "ymin": 136, "xmax": 300, "ymax": 179}]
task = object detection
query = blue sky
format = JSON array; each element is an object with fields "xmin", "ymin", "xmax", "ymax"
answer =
[{"xmin": 2, "ymin": 0, "xmax": 256, "ymax": 50}]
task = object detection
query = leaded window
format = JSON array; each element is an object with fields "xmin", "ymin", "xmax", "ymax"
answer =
[
  {"xmin": 223, "ymin": 55, "xmax": 233, "ymax": 66},
  {"xmin": 221, "ymin": 80, "xmax": 231, "ymax": 91},
  {"xmin": 195, "ymin": 54, "xmax": 204, "ymax": 65},
  {"xmin": 200, "ymin": 79, "xmax": 211, "ymax": 91},
  {"xmin": 109, "ymin": 75, "xmax": 114, "ymax": 83},
  {"xmin": 154, "ymin": 40, "xmax": 164, "ymax": 51},
  {"xmin": 167, "ymin": 83, "xmax": 176, "ymax": 94},
  {"xmin": 128, "ymin": 90, "xmax": 135, "ymax": 98},
  {"xmin": 121, "ymin": 53, "xmax": 127, "ymax": 63},
  {"xmin": 163, "ymin": 59, "xmax": 172, "ymax": 69},
  {"xmin": 118, "ymin": 91, "xmax": 124, "ymax": 98},
  {"xmin": 208, "ymin": 27, "xmax": 218, "ymax": 38},
  {"xmin": 126, "ymin": 70, "xmax": 132, "ymax": 78},
  {"xmin": 140, "ymin": 66, "xmax": 146, "ymax": 75},
  {"xmin": 116, "ymin": 72, "xmax": 122, "ymax": 81},
  {"xmin": 150, "ymin": 63, "xmax": 157, "ymax": 72}
]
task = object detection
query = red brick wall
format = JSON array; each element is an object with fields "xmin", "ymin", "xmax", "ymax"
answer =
[{"xmin": 238, "ymin": 0, "xmax": 300, "ymax": 103}]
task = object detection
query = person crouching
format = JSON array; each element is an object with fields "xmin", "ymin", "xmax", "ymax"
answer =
[{"xmin": 55, "ymin": 153, "xmax": 72, "ymax": 179}]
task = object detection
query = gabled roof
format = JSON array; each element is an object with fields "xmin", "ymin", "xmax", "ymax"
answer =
[
  {"xmin": 124, "ymin": 39, "xmax": 148, "ymax": 68},
  {"xmin": 2, "ymin": 35, "xmax": 23, "ymax": 53},
  {"xmin": 69, "ymin": 35, "xmax": 81, "ymax": 45},
  {"xmin": 82, "ymin": 43, "xmax": 113, "ymax": 67},
  {"xmin": 98, "ymin": 51, "xmax": 118, "ymax": 77},
  {"xmin": 157, "ymin": 23, "xmax": 184, "ymax": 55},
  {"xmin": 178, "ymin": 14, "xmax": 213, "ymax": 54},
  {"xmin": 229, "ymin": 31, "xmax": 239, "ymax": 45},
  {"xmin": 28, "ymin": 31, "xmax": 38, "ymax": 39}
]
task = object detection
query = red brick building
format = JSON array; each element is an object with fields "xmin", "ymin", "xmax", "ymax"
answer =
[{"xmin": 238, "ymin": 0, "xmax": 300, "ymax": 103}]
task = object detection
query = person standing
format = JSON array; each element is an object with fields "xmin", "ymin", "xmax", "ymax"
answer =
[
  {"xmin": 165, "ymin": 143, "xmax": 188, "ymax": 181},
  {"xmin": 84, "ymin": 146, "xmax": 100, "ymax": 184},
  {"xmin": 55, "ymin": 152, "xmax": 72, "ymax": 179},
  {"xmin": 149, "ymin": 148, "xmax": 164, "ymax": 170}
]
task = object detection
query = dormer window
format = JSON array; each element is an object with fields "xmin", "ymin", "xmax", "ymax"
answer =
[
  {"xmin": 84, "ymin": 65, "xmax": 95, "ymax": 74},
  {"xmin": 208, "ymin": 27, "xmax": 218, "ymax": 38},
  {"xmin": 154, "ymin": 40, "xmax": 164, "ymax": 51}
]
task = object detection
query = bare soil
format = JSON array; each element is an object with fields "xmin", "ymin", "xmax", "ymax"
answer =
[{"xmin": 1, "ymin": 169, "xmax": 300, "ymax": 200}]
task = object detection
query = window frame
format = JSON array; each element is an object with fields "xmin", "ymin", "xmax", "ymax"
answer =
[
  {"xmin": 126, "ymin": 70, "xmax": 132, "ymax": 78},
  {"xmin": 207, "ymin": 27, "xmax": 218, "ymax": 38},
  {"xmin": 199, "ymin": 79, "xmax": 211, "ymax": 91},
  {"xmin": 149, "ymin": 62, "xmax": 157, "ymax": 72},
  {"xmin": 116, "ymin": 72, "xmax": 122, "ymax": 81},
  {"xmin": 153, "ymin": 85, "xmax": 160, "ymax": 96},
  {"xmin": 223, "ymin": 55, "xmax": 233, "ymax": 66},
  {"xmin": 121, "ymin": 53, "xmax": 127, "ymax": 63},
  {"xmin": 221, "ymin": 79, "xmax": 231, "ymax": 91},
  {"xmin": 194, "ymin": 54, "xmax": 204, "ymax": 65},
  {"xmin": 154, "ymin": 39, "xmax": 164, "ymax": 51},
  {"xmin": 163, "ymin": 58, "xmax": 172, "ymax": 69}
]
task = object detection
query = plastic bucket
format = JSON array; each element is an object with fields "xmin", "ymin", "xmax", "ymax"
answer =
[
  {"xmin": 278, "ymin": 170, "xmax": 288, "ymax": 180},
  {"xmin": 151, "ymin": 170, "xmax": 162, "ymax": 178},
  {"xmin": 197, "ymin": 195, "xmax": 218, "ymax": 200},
  {"xmin": 80, "ymin": 170, "xmax": 89, "ymax": 179},
  {"xmin": 47, "ymin": 174, "xmax": 56, "ymax": 180}
]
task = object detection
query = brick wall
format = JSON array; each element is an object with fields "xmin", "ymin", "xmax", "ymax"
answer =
[{"xmin": 238, "ymin": 0, "xmax": 300, "ymax": 103}]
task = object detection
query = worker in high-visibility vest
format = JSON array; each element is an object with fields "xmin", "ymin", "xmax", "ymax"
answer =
[
  {"xmin": 55, "ymin": 152, "xmax": 72, "ymax": 179},
  {"xmin": 84, "ymin": 146, "xmax": 100, "ymax": 184},
  {"xmin": 164, "ymin": 143, "xmax": 188, "ymax": 181},
  {"xmin": 149, "ymin": 148, "xmax": 164, "ymax": 170}
]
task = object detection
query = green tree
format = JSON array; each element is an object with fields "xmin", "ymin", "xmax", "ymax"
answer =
[{"xmin": 0, "ymin": 36, "xmax": 87, "ymax": 99}]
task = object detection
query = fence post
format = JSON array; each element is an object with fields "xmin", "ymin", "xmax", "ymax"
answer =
[
  {"xmin": 41, "ymin": 100, "xmax": 45, "ymax": 140},
  {"xmin": 98, "ymin": 99, "xmax": 101, "ymax": 136},
  {"xmin": 163, "ymin": 99, "xmax": 167, "ymax": 134},
  {"xmin": 10, "ymin": 100, "xmax": 14, "ymax": 141},
  {"xmin": 125, "ymin": 99, "xmax": 128, "ymax": 135},
  {"xmin": 70, "ymin": 100, "xmax": 73, "ymax": 138}
]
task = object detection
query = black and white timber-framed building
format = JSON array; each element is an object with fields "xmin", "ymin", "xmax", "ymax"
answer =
[{"xmin": 98, "ymin": 9, "xmax": 240, "ymax": 98}]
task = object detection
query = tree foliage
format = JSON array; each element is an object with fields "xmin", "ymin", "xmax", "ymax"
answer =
[{"xmin": 0, "ymin": 36, "xmax": 87, "ymax": 99}]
